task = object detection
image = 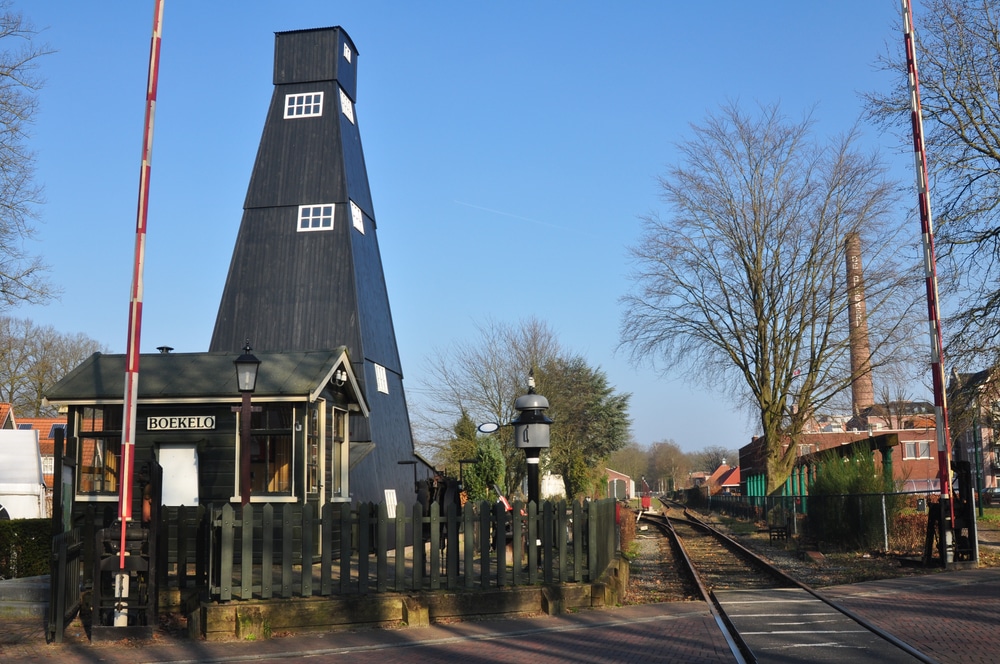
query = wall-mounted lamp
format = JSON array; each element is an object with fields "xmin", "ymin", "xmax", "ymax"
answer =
[{"xmin": 334, "ymin": 369, "xmax": 347, "ymax": 387}]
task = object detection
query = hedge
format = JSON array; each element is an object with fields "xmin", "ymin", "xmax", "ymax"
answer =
[{"xmin": 0, "ymin": 518, "xmax": 52, "ymax": 579}]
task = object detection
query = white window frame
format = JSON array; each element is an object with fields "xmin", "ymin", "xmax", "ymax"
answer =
[
  {"xmin": 340, "ymin": 88, "xmax": 355, "ymax": 125},
  {"xmin": 284, "ymin": 92, "xmax": 324, "ymax": 119},
  {"xmin": 350, "ymin": 201, "xmax": 365, "ymax": 234},
  {"xmin": 342, "ymin": 42, "xmax": 352, "ymax": 63},
  {"xmin": 904, "ymin": 440, "xmax": 933, "ymax": 460},
  {"xmin": 233, "ymin": 404, "xmax": 299, "ymax": 504},
  {"xmin": 297, "ymin": 204, "xmax": 335, "ymax": 232},
  {"xmin": 375, "ymin": 364, "xmax": 389, "ymax": 394}
]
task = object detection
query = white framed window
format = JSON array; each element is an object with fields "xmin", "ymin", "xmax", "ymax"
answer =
[
  {"xmin": 42, "ymin": 456, "xmax": 54, "ymax": 476},
  {"xmin": 350, "ymin": 201, "xmax": 365, "ymax": 234},
  {"xmin": 342, "ymin": 42, "xmax": 352, "ymax": 63},
  {"xmin": 235, "ymin": 404, "xmax": 297, "ymax": 502},
  {"xmin": 298, "ymin": 204, "xmax": 335, "ymax": 232},
  {"xmin": 340, "ymin": 88, "xmax": 355, "ymax": 124},
  {"xmin": 375, "ymin": 364, "xmax": 389, "ymax": 394},
  {"xmin": 284, "ymin": 92, "xmax": 324, "ymax": 118},
  {"xmin": 904, "ymin": 441, "xmax": 933, "ymax": 460}
]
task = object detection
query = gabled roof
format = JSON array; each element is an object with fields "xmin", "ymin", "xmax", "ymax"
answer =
[
  {"xmin": 717, "ymin": 466, "xmax": 740, "ymax": 487},
  {"xmin": 707, "ymin": 464, "xmax": 731, "ymax": 486},
  {"xmin": 43, "ymin": 348, "xmax": 368, "ymax": 415},
  {"xmin": 0, "ymin": 403, "xmax": 12, "ymax": 429}
]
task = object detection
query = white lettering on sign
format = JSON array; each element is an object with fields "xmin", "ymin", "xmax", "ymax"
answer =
[{"xmin": 147, "ymin": 416, "xmax": 216, "ymax": 431}]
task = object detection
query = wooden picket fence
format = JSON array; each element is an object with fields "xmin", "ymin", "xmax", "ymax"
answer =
[{"xmin": 200, "ymin": 497, "xmax": 617, "ymax": 602}]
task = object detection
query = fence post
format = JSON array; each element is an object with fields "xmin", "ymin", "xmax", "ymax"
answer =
[
  {"xmin": 479, "ymin": 501, "xmax": 490, "ymax": 589},
  {"xmin": 446, "ymin": 501, "xmax": 459, "ymax": 589},
  {"xmin": 262, "ymin": 503, "xmax": 273, "ymax": 599},
  {"xmin": 495, "ymin": 500, "xmax": 507, "ymax": 587},
  {"xmin": 882, "ymin": 494, "xmax": 889, "ymax": 552},
  {"xmin": 414, "ymin": 502, "xmax": 426, "ymax": 590},
  {"xmin": 240, "ymin": 503, "xmax": 254, "ymax": 600},
  {"xmin": 281, "ymin": 504, "xmax": 293, "ymax": 598},
  {"xmin": 377, "ymin": 502, "xmax": 388, "ymax": 593},
  {"xmin": 353, "ymin": 502, "xmax": 368, "ymax": 594},
  {"xmin": 301, "ymin": 503, "xmax": 314, "ymax": 597},
  {"xmin": 220, "ymin": 504, "xmax": 234, "ymax": 602},
  {"xmin": 320, "ymin": 503, "xmax": 332, "ymax": 596},
  {"xmin": 463, "ymin": 502, "xmax": 475, "ymax": 590},
  {"xmin": 394, "ymin": 502, "xmax": 407, "ymax": 591}
]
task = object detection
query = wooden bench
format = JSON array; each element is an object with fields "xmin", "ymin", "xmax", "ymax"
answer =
[{"xmin": 797, "ymin": 534, "xmax": 823, "ymax": 561}]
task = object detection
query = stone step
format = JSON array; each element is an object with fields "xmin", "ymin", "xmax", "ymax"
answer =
[
  {"xmin": 0, "ymin": 575, "xmax": 50, "ymax": 618},
  {"xmin": 0, "ymin": 599, "xmax": 48, "ymax": 618}
]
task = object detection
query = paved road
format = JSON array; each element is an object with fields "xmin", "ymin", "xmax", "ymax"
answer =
[{"xmin": 6, "ymin": 566, "xmax": 1000, "ymax": 663}]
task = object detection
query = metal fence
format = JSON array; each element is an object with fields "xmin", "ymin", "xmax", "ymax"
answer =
[{"xmin": 704, "ymin": 491, "xmax": 936, "ymax": 553}]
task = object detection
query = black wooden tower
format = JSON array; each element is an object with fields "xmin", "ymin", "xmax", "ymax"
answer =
[{"xmin": 210, "ymin": 27, "xmax": 418, "ymax": 506}]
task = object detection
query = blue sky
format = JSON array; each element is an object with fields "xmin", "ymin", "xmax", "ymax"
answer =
[{"xmin": 18, "ymin": 1, "xmax": 915, "ymax": 453}]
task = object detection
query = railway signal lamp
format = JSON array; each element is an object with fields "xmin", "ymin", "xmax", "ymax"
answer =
[{"xmin": 512, "ymin": 372, "xmax": 553, "ymax": 506}]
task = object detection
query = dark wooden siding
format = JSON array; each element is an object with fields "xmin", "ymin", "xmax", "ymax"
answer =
[
  {"xmin": 348, "ymin": 368, "xmax": 418, "ymax": 506},
  {"xmin": 212, "ymin": 26, "xmax": 417, "ymax": 511},
  {"xmin": 273, "ymin": 28, "xmax": 358, "ymax": 102},
  {"xmin": 352, "ymin": 224, "xmax": 401, "ymax": 373},
  {"xmin": 212, "ymin": 205, "xmax": 363, "ymax": 357},
  {"xmin": 244, "ymin": 81, "xmax": 348, "ymax": 209}
]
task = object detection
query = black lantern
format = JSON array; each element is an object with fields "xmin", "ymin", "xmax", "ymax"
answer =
[{"xmin": 234, "ymin": 341, "xmax": 261, "ymax": 393}]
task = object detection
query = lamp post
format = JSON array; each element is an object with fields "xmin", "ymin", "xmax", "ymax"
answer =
[
  {"xmin": 233, "ymin": 341, "xmax": 260, "ymax": 506},
  {"xmin": 512, "ymin": 373, "xmax": 552, "ymax": 506}
]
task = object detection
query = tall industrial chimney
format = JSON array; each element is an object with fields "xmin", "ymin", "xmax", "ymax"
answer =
[{"xmin": 846, "ymin": 232, "xmax": 875, "ymax": 416}]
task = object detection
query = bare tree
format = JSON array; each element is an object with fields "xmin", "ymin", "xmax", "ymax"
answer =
[
  {"xmin": 648, "ymin": 440, "xmax": 689, "ymax": 493},
  {"xmin": 606, "ymin": 439, "xmax": 647, "ymax": 483},
  {"xmin": 621, "ymin": 102, "xmax": 921, "ymax": 495},
  {"xmin": 415, "ymin": 317, "xmax": 631, "ymax": 500},
  {"xmin": 416, "ymin": 317, "xmax": 564, "ymax": 496},
  {"xmin": 0, "ymin": 316, "xmax": 107, "ymax": 415},
  {"xmin": 864, "ymin": 0, "xmax": 1000, "ymax": 364},
  {"xmin": 0, "ymin": 3, "xmax": 54, "ymax": 308},
  {"xmin": 690, "ymin": 445, "xmax": 737, "ymax": 473}
]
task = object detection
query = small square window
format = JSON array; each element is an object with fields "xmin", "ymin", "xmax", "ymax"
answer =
[
  {"xmin": 340, "ymin": 89, "xmax": 355, "ymax": 125},
  {"xmin": 298, "ymin": 204, "xmax": 335, "ymax": 232},
  {"xmin": 375, "ymin": 364, "xmax": 389, "ymax": 394},
  {"xmin": 284, "ymin": 92, "xmax": 324, "ymax": 119},
  {"xmin": 350, "ymin": 201, "xmax": 365, "ymax": 234}
]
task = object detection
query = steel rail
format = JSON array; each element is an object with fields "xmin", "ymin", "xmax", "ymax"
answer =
[
  {"xmin": 643, "ymin": 510, "xmax": 751, "ymax": 664},
  {"xmin": 653, "ymin": 503, "xmax": 941, "ymax": 664}
]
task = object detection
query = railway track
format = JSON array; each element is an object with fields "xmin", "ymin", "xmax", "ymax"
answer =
[{"xmin": 642, "ymin": 502, "xmax": 939, "ymax": 664}]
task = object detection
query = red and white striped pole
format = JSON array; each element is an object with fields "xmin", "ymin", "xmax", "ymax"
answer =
[
  {"xmin": 901, "ymin": 0, "xmax": 955, "ymax": 553},
  {"xmin": 118, "ymin": 0, "xmax": 164, "ymax": 570}
]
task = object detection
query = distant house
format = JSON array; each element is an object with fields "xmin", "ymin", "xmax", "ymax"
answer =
[
  {"xmin": 706, "ymin": 463, "xmax": 741, "ymax": 496},
  {"xmin": 14, "ymin": 416, "xmax": 67, "ymax": 489},
  {"xmin": 605, "ymin": 468, "xmax": 633, "ymax": 500},
  {"xmin": 688, "ymin": 471, "xmax": 708, "ymax": 488}
]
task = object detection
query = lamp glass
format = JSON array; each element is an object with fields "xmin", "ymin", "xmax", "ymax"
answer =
[{"xmin": 234, "ymin": 352, "xmax": 260, "ymax": 392}]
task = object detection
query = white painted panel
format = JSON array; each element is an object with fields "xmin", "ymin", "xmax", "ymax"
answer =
[{"xmin": 159, "ymin": 444, "xmax": 199, "ymax": 506}]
